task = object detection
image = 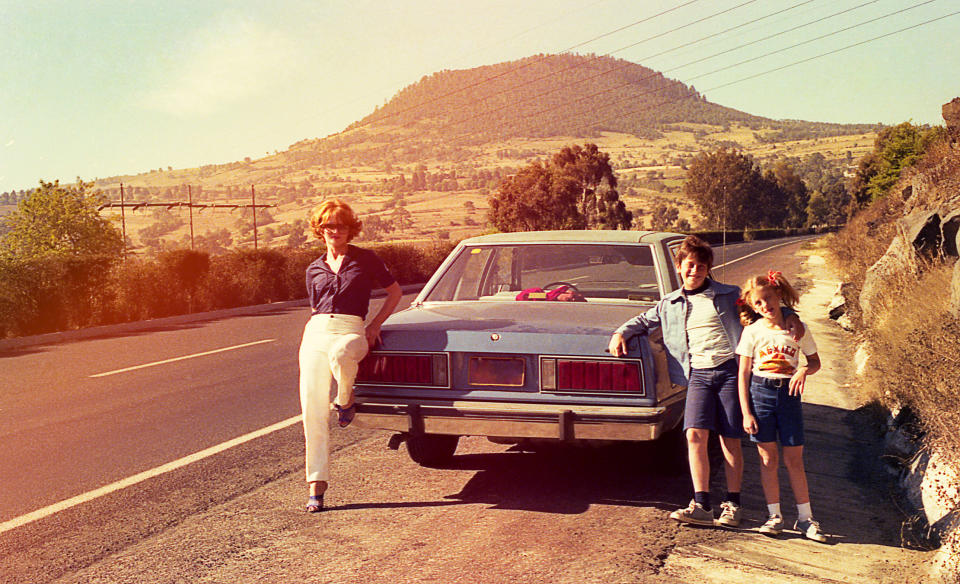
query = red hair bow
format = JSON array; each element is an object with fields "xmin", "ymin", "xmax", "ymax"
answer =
[{"xmin": 767, "ymin": 270, "xmax": 782, "ymax": 286}]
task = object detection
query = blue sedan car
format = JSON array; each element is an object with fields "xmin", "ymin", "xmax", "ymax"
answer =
[{"xmin": 353, "ymin": 230, "xmax": 688, "ymax": 466}]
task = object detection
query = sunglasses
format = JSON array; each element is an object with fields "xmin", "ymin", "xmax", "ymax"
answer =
[{"xmin": 320, "ymin": 223, "xmax": 348, "ymax": 232}]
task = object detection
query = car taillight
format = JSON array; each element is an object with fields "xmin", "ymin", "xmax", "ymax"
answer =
[
  {"xmin": 540, "ymin": 357, "xmax": 643, "ymax": 394},
  {"xmin": 357, "ymin": 353, "xmax": 448, "ymax": 387}
]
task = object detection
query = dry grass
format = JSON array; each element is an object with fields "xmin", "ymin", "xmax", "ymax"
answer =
[
  {"xmin": 858, "ymin": 261, "xmax": 960, "ymax": 469},
  {"xmin": 825, "ymin": 191, "xmax": 907, "ymax": 293}
]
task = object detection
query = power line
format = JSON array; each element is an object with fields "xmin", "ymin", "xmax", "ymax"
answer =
[
  {"xmin": 683, "ymin": 0, "xmax": 939, "ymax": 83},
  {"xmin": 354, "ymin": 0, "xmax": 708, "ymax": 130},
  {"xmin": 430, "ymin": 0, "xmax": 842, "ymax": 143},
  {"xmin": 342, "ymin": 0, "xmax": 780, "ymax": 150},
  {"xmin": 563, "ymin": 8, "xmax": 960, "ymax": 142},
  {"xmin": 329, "ymin": 0, "xmax": 909, "ymax": 157},
  {"xmin": 437, "ymin": 0, "xmax": 949, "ymax": 148}
]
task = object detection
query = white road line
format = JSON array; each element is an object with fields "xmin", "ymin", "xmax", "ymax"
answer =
[
  {"xmin": 0, "ymin": 414, "xmax": 302, "ymax": 535},
  {"xmin": 715, "ymin": 238, "xmax": 807, "ymax": 270},
  {"xmin": 90, "ymin": 339, "xmax": 276, "ymax": 377}
]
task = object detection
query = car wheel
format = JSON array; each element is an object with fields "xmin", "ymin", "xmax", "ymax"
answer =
[{"xmin": 406, "ymin": 434, "xmax": 460, "ymax": 467}]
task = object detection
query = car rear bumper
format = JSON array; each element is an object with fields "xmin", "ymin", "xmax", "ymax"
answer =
[{"xmin": 353, "ymin": 396, "xmax": 684, "ymax": 441}]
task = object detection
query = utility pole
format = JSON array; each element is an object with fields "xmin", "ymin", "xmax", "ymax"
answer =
[
  {"xmin": 721, "ymin": 184, "xmax": 727, "ymax": 279},
  {"xmin": 119, "ymin": 183, "xmax": 127, "ymax": 255},
  {"xmin": 99, "ymin": 186, "xmax": 275, "ymax": 252},
  {"xmin": 188, "ymin": 185, "xmax": 195, "ymax": 250},
  {"xmin": 251, "ymin": 185, "xmax": 258, "ymax": 251}
]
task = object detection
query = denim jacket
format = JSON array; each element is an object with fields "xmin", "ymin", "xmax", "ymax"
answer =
[{"xmin": 614, "ymin": 279, "xmax": 743, "ymax": 386}]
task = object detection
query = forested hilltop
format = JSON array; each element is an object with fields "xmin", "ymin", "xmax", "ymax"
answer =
[{"xmin": 342, "ymin": 54, "xmax": 874, "ymax": 142}]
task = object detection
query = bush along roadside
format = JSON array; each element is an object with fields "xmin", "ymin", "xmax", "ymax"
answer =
[{"xmin": 0, "ymin": 239, "xmax": 457, "ymax": 339}]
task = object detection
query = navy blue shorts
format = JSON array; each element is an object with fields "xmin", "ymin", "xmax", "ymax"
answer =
[
  {"xmin": 684, "ymin": 359, "xmax": 743, "ymax": 439},
  {"xmin": 748, "ymin": 376, "xmax": 804, "ymax": 445}
]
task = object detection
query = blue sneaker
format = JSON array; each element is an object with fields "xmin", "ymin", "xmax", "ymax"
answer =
[{"xmin": 334, "ymin": 403, "xmax": 356, "ymax": 427}]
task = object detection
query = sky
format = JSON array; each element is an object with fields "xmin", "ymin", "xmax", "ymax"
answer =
[{"xmin": 1, "ymin": 0, "xmax": 958, "ymax": 193}]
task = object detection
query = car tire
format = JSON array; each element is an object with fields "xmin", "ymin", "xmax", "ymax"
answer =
[{"xmin": 406, "ymin": 434, "xmax": 460, "ymax": 467}]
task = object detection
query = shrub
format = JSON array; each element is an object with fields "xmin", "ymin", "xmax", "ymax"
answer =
[
  {"xmin": 0, "ymin": 254, "xmax": 118, "ymax": 337},
  {"xmin": 0, "ymin": 240, "xmax": 458, "ymax": 339}
]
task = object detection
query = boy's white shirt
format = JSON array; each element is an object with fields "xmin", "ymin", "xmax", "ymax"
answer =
[
  {"xmin": 685, "ymin": 287, "xmax": 735, "ymax": 368},
  {"xmin": 736, "ymin": 319, "xmax": 818, "ymax": 379}
]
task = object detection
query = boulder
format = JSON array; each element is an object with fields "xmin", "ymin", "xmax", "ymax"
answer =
[
  {"xmin": 943, "ymin": 209, "xmax": 960, "ymax": 258},
  {"xmin": 944, "ymin": 97, "xmax": 960, "ymax": 143},
  {"xmin": 860, "ymin": 210, "xmax": 959, "ymax": 325},
  {"xmin": 902, "ymin": 209, "xmax": 942, "ymax": 258},
  {"xmin": 860, "ymin": 234, "xmax": 919, "ymax": 326},
  {"xmin": 952, "ymin": 260, "xmax": 960, "ymax": 318}
]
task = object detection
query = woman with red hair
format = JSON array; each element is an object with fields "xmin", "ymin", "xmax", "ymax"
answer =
[{"xmin": 299, "ymin": 199, "xmax": 402, "ymax": 513}]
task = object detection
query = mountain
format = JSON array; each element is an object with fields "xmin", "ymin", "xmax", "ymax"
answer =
[
  {"xmin": 347, "ymin": 53, "xmax": 872, "ymax": 142},
  {"xmin": 279, "ymin": 53, "xmax": 874, "ymax": 167},
  {"xmin": 67, "ymin": 53, "xmax": 878, "ymax": 249}
]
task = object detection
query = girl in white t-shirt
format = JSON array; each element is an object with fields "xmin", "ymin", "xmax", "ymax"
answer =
[{"xmin": 735, "ymin": 270, "xmax": 827, "ymax": 543}]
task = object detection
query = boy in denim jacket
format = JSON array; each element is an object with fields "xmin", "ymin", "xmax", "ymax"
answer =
[{"xmin": 609, "ymin": 235, "xmax": 800, "ymax": 527}]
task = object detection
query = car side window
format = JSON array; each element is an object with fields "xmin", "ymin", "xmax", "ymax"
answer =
[
  {"xmin": 481, "ymin": 247, "xmax": 516, "ymax": 296},
  {"xmin": 426, "ymin": 247, "xmax": 493, "ymax": 301}
]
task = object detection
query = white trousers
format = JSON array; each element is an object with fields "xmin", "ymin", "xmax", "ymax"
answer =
[{"xmin": 298, "ymin": 313, "xmax": 368, "ymax": 483}]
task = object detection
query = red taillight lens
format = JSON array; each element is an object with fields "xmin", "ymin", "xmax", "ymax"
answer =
[
  {"xmin": 547, "ymin": 358, "xmax": 642, "ymax": 393},
  {"xmin": 357, "ymin": 353, "xmax": 447, "ymax": 386}
]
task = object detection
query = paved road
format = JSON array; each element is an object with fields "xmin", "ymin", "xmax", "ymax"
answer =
[{"xmin": 0, "ymin": 236, "xmax": 817, "ymax": 583}]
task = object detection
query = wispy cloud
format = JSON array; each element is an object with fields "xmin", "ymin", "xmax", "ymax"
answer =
[{"xmin": 141, "ymin": 15, "xmax": 304, "ymax": 116}]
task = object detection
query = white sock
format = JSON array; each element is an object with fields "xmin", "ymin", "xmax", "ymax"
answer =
[
  {"xmin": 767, "ymin": 503, "xmax": 781, "ymax": 517},
  {"xmin": 797, "ymin": 502, "xmax": 813, "ymax": 522}
]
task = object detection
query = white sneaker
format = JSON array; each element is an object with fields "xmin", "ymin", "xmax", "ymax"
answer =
[
  {"xmin": 669, "ymin": 500, "xmax": 715, "ymax": 526},
  {"xmin": 758, "ymin": 514, "xmax": 784, "ymax": 536},
  {"xmin": 795, "ymin": 518, "xmax": 828, "ymax": 543},
  {"xmin": 717, "ymin": 501, "xmax": 742, "ymax": 527}
]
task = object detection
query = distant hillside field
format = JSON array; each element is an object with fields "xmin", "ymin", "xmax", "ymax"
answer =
[{"xmin": 34, "ymin": 54, "xmax": 878, "ymax": 250}]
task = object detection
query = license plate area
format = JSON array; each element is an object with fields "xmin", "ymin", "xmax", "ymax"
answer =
[{"xmin": 468, "ymin": 356, "xmax": 525, "ymax": 387}]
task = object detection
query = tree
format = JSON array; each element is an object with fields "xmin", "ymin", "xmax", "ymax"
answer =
[
  {"xmin": 0, "ymin": 179, "xmax": 123, "ymax": 261},
  {"xmin": 361, "ymin": 215, "xmax": 394, "ymax": 241},
  {"xmin": 488, "ymin": 161, "xmax": 584, "ymax": 232},
  {"xmin": 391, "ymin": 207, "xmax": 414, "ymax": 231},
  {"xmin": 805, "ymin": 179, "xmax": 848, "ymax": 227},
  {"xmin": 765, "ymin": 161, "xmax": 808, "ymax": 228},
  {"xmin": 685, "ymin": 149, "xmax": 802, "ymax": 230},
  {"xmin": 551, "ymin": 143, "xmax": 632, "ymax": 229},
  {"xmin": 194, "ymin": 228, "xmax": 233, "ymax": 254},
  {"xmin": 849, "ymin": 122, "xmax": 945, "ymax": 208},
  {"xmin": 684, "ymin": 149, "xmax": 767, "ymax": 230},
  {"xmin": 650, "ymin": 204, "xmax": 679, "ymax": 231},
  {"xmin": 488, "ymin": 143, "xmax": 632, "ymax": 232}
]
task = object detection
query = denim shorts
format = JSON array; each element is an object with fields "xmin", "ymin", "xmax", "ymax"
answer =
[
  {"xmin": 748, "ymin": 376, "xmax": 804, "ymax": 445},
  {"xmin": 684, "ymin": 359, "xmax": 743, "ymax": 439}
]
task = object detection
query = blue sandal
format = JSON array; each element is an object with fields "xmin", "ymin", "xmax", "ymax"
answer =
[
  {"xmin": 334, "ymin": 403, "xmax": 356, "ymax": 428},
  {"xmin": 305, "ymin": 494, "xmax": 324, "ymax": 513}
]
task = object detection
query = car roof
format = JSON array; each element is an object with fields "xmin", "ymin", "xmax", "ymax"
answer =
[{"xmin": 460, "ymin": 230, "xmax": 685, "ymax": 245}]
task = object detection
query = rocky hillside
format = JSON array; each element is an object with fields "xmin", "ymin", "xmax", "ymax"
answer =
[{"xmin": 830, "ymin": 98, "xmax": 960, "ymax": 578}]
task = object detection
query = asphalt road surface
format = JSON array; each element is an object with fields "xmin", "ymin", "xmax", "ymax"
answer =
[{"xmin": 0, "ymin": 235, "xmax": 816, "ymax": 583}]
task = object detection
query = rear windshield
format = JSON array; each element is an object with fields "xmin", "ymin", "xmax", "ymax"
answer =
[{"xmin": 424, "ymin": 243, "xmax": 659, "ymax": 303}]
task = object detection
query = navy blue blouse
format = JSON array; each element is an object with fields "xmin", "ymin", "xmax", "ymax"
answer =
[{"xmin": 305, "ymin": 245, "xmax": 396, "ymax": 319}]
